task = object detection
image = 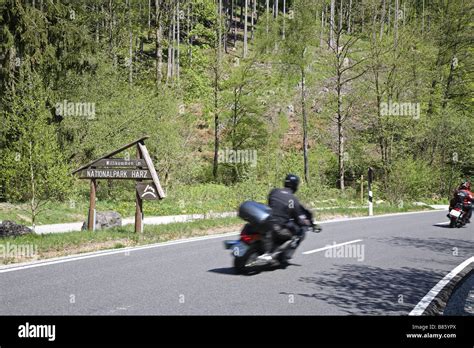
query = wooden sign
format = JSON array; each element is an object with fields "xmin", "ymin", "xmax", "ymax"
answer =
[
  {"xmin": 79, "ymin": 169, "xmax": 151, "ymax": 179},
  {"xmin": 138, "ymin": 143, "xmax": 166, "ymax": 199},
  {"xmin": 73, "ymin": 136, "xmax": 165, "ymax": 233},
  {"xmin": 94, "ymin": 158, "xmax": 147, "ymax": 168},
  {"xmin": 136, "ymin": 182, "xmax": 160, "ymax": 200}
]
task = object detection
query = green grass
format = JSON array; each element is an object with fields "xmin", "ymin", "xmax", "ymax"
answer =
[
  {"xmin": 0, "ymin": 181, "xmax": 441, "ymax": 226},
  {"xmin": 0, "ymin": 216, "xmax": 242, "ymax": 264}
]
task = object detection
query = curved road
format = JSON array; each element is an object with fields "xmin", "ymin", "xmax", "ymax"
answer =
[{"xmin": 0, "ymin": 210, "xmax": 472, "ymax": 315}]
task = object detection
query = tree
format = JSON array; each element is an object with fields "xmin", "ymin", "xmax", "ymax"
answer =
[
  {"xmin": 1, "ymin": 74, "xmax": 70, "ymax": 229},
  {"xmin": 280, "ymin": 0, "xmax": 318, "ymax": 184}
]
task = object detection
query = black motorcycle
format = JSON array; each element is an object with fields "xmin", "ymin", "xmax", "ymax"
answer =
[{"xmin": 224, "ymin": 201, "xmax": 321, "ymax": 274}]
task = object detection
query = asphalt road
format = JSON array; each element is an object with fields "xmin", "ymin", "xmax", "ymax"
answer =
[{"xmin": 0, "ymin": 210, "xmax": 472, "ymax": 315}]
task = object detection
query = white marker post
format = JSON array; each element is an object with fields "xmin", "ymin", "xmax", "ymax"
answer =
[{"xmin": 368, "ymin": 167, "xmax": 374, "ymax": 216}]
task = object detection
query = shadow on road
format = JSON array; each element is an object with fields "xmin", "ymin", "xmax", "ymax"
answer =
[
  {"xmin": 208, "ymin": 263, "xmax": 302, "ymax": 276},
  {"xmin": 208, "ymin": 267, "xmax": 238, "ymax": 275},
  {"xmin": 433, "ymin": 223, "xmax": 451, "ymax": 228},
  {"xmin": 381, "ymin": 236, "xmax": 473, "ymax": 255},
  {"xmin": 294, "ymin": 264, "xmax": 445, "ymax": 314}
]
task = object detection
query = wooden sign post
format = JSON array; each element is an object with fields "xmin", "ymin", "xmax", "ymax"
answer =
[{"xmin": 73, "ymin": 136, "xmax": 165, "ymax": 233}]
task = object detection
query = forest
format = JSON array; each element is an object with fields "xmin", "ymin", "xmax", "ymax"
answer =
[{"xmin": 0, "ymin": 0, "xmax": 473, "ymax": 225}]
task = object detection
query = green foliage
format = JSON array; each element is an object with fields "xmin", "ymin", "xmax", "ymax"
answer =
[{"xmin": 1, "ymin": 72, "xmax": 71, "ymax": 224}]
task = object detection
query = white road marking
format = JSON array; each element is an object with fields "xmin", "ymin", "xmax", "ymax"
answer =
[
  {"xmin": 0, "ymin": 231, "xmax": 239, "ymax": 274},
  {"xmin": 302, "ymin": 239, "xmax": 363, "ymax": 255},
  {"xmin": 409, "ymin": 256, "xmax": 474, "ymax": 316}
]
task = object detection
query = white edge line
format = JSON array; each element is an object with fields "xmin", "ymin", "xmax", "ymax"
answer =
[
  {"xmin": 0, "ymin": 231, "xmax": 239, "ymax": 274},
  {"xmin": 409, "ymin": 256, "xmax": 474, "ymax": 316},
  {"xmin": 303, "ymin": 239, "xmax": 363, "ymax": 255}
]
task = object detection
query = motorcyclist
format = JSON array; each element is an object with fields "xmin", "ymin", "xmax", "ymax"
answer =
[
  {"xmin": 257, "ymin": 174, "xmax": 312, "ymax": 262},
  {"xmin": 449, "ymin": 181, "xmax": 473, "ymax": 223}
]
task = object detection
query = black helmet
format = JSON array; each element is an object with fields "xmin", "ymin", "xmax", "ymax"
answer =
[
  {"xmin": 459, "ymin": 181, "xmax": 471, "ymax": 191},
  {"xmin": 284, "ymin": 174, "xmax": 300, "ymax": 193}
]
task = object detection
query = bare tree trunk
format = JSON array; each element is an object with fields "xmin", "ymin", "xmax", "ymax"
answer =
[
  {"xmin": 320, "ymin": 6, "xmax": 325, "ymax": 47},
  {"xmin": 422, "ymin": 0, "xmax": 425, "ymax": 34},
  {"xmin": 251, "ymin": 0, "xmax": 255, "ymax": 40},
  {"xmin": 337, "ymin": 84, "xmax": 344, "ymax": 191},
  {"xmin": 380, "ymin": 0, "xmax": 386, "ymax": 40},
  {"xmin": 266, "ymin": 0, "xmax": 269, "ymax": 34},
  {"xmin": 155, "ymin": 0, "xmax": 163, "ymax": 86},
  {"xmin": 166, "ymin": 6, "xmax": 173, "ymax": 84},
  {"xmin": 275, "ymin": 0, "xmax": 278, "ymax": 18},
  {"xmin": 148, "ymin": 0, "xmax": 151, "ymax": 31},
  {"xmin": 28, "ymin": 141, "xmax": 36, "ymax": 232},
  {"xmin": 301, "ymin": 67, "xmax": 309, "ymax": 184},
  {"xmin": 128, "ymin": 0, "xmax": 133, "ymax": 84},
  {"xmin": 218, "ymin": 0, "xmax": 222, "ymax": 58},
  {"xmin": 176, "ymin": 0, "xmax": 180, "ymax": 84},
  {"xmin": 330, "ymin": 0, "xmax": 335, "ymax": 49},
  {"xmin": 394, "ymin": 0, "xmax": 399, "ymax": 47},
  {"xmin": 232, "ymin": 0, "xmax": 237, "ymax": 47},
  {"xmin": 243, "ymin": 0, "xmax": 248, "ymax": 58},
  {"xmin": 347, "ymin": 0, "xmax": 352, "ymax": 34},
  {"xmin": 387, "ymin": 0, "xmax": 391, "ymax": 35},
  {"xmin": 224, "ymin": 0, "xmax": 228, "ymax": 52},
  {"xmin": 212, "ymin": 59, "xmax": 220, "ymax": 179},
  {"xmin": 339, "ymin": 0, "xmax": 343, "ymax": 32},
  {"xmin": 172, "ymin": 3, "xmax": 176, "ymax": 80},
  {"xmin": 282, "ymin": 0, "xmax": 286, "ymax": 39}
]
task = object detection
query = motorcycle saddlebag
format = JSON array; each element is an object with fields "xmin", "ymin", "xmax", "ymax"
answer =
[{"xmin": 238, "ymin": 201, "xmax": 272, "ymax": 226}]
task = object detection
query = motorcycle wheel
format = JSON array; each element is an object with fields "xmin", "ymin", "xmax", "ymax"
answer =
[
  {"xmin": 234, "ymin": 246, "xmax": 260, "ymax": 275},
  {"xmin": 449, "ymin": 218, "xmax": 456, "ymax": 228}
]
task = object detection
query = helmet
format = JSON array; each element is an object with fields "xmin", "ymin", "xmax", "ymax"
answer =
[
  {"xmin": 459, "ymin": 181, "xmax": 471, "ymax": 191},
  {"xmin": 284, "ymin": 174, "xmax": 300, "ymax": 193}
]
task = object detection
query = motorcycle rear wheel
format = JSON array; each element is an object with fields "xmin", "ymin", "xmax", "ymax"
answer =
[{"xmin": 234, "ymin": 246, "xmax": 260, "ymax": 274}]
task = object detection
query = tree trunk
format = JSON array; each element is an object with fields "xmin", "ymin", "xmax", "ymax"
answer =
[
  {"xmin": 243, "ymin": 0, "xmax": 248, "ymax": 58},
  {"xmin": 212, "ymin": 63, "xmax": 219, "ymax": 179},
  {"xmin": 380, "ymin": 0, "xmax": 386, "ymax": 40},
  {"xmin": 422, "ymin": 0, "xmax": 425, "ymax": 34},
  {"xmin": 329, "ymin": 0, "xmax": 335, "ymax": 49},
  {"xmin": 282, "ymin": 0, "xmax": 286, "ymax": 39},
  {"xmin": 266, "ymin": 0, "xmax": 269, "ymax": 34},
  {"xmin": 339, "ymin": 0, "xmax": 343, "ymax": 32},
  {"xmin": 337, "ymin": 87, "xmax": 344, "ymax": 191},
  {"xmin": 301, "ymin": 67, "xmax": 309, "ymax": 184},
  {"xmin": 148, "ymin": 0, "xmax": 151, "ymax": 31},
  {"xmin": 320, "ymin": 6, "xmax": 325, "ymax": 47},
  {"xmin": 251, "ymin": 0, "xmax": 255, "ymax": 40},
  {"xmin": 128, "ymin": 0, "xmax": 133, "ymax": 84},
  {"xmin": 28, "ymin": 141, "xmax": 36, "ymax": 232},
  {"xmin": 155, "ymin": 0, "xmax": 163, "ymax": 86},
  {"xmin": 347, "ymin": 0, "xmax": 352, "ymax": 34},
  {"xmin": 176, "ymin": 0, "xmax": 180, "ymax": 83},
  {"xmin": 394, "ymin": 0, "xmax": 399, "ymax": 47}
]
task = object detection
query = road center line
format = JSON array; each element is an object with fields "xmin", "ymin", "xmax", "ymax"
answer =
[
  {"xmin": 302, "ymin": 239, "xmax": 363, "ymax": 255},
  {"xmin": 409, "ymin": 256, "xmax": 474, "ymax": 316}
]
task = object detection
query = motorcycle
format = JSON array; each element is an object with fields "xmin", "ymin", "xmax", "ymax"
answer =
[
  {"xmin": 224, "ymin": 201, "xmax": 321, "ymax": 274},
  {"xmin": 448, "ymin": 203, "xmax": 469, "ymax": 228}
]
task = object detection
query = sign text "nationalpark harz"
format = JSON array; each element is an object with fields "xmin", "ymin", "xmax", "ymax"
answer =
[{"xmin": 79, "ymin": 169, "xmax": 151, "ymax": 179}]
